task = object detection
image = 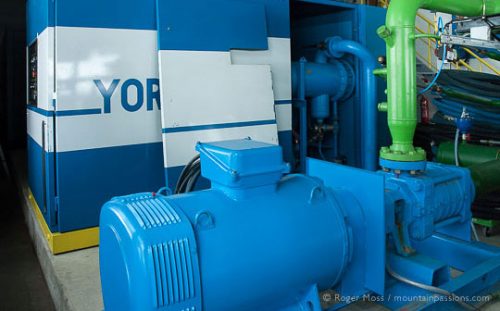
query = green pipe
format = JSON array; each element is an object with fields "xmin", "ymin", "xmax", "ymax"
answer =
[
  {"xmin": 378, "ymin": 0, "xmax": 500, "ymax": 163},
  {"xmin": 437, "ymin": 142, "xmax": 500, "ymax": 167},
  {"xmin": 439, "ymin": 87, "xmax": 500, "ymax": 107},
  {"xmin": 412, "ymin": 33, "xmax": 441, "ymax": 40},
  {"xmin": 469, "ymin": 159, "xmax": 500, "ymax": 197},
  {"xmin": 483, "ymin": 50, "xmax": 500, "ymax": 62},
  {"xmin": 441, "ymin": 87, "xmax": 500, "ymax": 106}
]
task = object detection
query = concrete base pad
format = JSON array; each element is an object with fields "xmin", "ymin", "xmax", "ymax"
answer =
[{"xmin": 13, "ymin": 151, "xmax": 103, "ymax": 311}]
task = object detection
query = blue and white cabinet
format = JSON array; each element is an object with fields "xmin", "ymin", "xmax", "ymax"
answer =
[
  {"xmin": 156, "ymin": 0, "xmax": 292, "ymax": 188},
  {"xmin": 27, "ymin": 0, "xmax": 165, "ymax": 233},
  {"xmin": 27, "ymin": 0, "xmax": 293, "ymax": 232}
]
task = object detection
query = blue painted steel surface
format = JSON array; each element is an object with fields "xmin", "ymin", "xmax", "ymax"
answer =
[
  {"xmin": 161, "ymin": 119, "xmax": 277, "ymax": 134},
  {"xmin": 291, "ymin": 36, "xmax": 378, "ymax": 171},
  {"xmin": 311, "ymin": 51, "xmax": 332, "ymax": 123},
  {"xmin": 379, "ymin": 158, "xmax": 427, "ymax": 172},
  {"xmin": 28, "ymin": 135, "xmax": 165, "ymax": 232},
  {"xmin": 384, "ymin": 235, "xmax": 500, "ymax": 310},
  {"xmin": 100, "ymin": 139, "xmax": 500, "ymax": 310},
  {"xmin": 56, "ymin": 142, "xmax": 165, "ymax": 232},
  {"xmin": 291, "ymin": 2, "xmax": 387, "ymax": 170},
  {"xmin": 326, "ymin": 37, "xmax": 378, "ymax": 171},
  {"xmin": 383, "ymin": 162, "xmax": 474, "ymax": 255},
  {"xmin": 278, "ymin": 130, "xmax": 294, "ymax": 165},
  {"xmin": 100, "ymin": 139, "xmax": 354, "ymax": 310},
  {"xmin": 26, "ymin": 0, "xmax": 54, "ymax": 43},
  {"xmin": 156, "ymin": 0, "xmax": 289, "ymax": 52},
  {"xmin": 308, "ymin": 158, "xmax": 386, "ymax": 296},
  {"xmin": 28, "ymin": 135, "xmax": 58, "ymax": 231},
  {"xmin": 157, "ymin": 0, "xmax": 268, "ymax": 51},
  {"xmin": 27, "ymin": 0, "xmax": 290, "ymax": 45},
  {"xmin": 291, "ymin": 60, "xmax": 354, "ymax": 101},
  {"xmin": 27, "ymin": 0, "xmax": 156, "ymax": 43}
]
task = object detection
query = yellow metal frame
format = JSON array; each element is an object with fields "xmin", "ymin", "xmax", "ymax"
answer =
[
  {"xmin": 27, "ymin": 188, "xmax": 99, "ymax": 254},
  {"xmin": 463, "ymin": 47, "xmax": 500, "ymax": 75}
]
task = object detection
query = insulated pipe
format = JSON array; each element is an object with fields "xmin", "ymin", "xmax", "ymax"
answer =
[
  {"xmin": 325, "ymin": 37, "xmax": 378, "ymax": 171},
  {"xmin": 437, "ymin": 142, "xmax": 500, "ymax": 167},
  {"xmin": 378, "ymin": 0, "xmax": 500, "ymax": 164},
  {"xmin": 470, "ymin": 159, "xmax": 500, "ymax": 198}
]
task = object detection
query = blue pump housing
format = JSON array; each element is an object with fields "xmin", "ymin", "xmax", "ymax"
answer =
[{"xmin": 100, "ymin": 139, "xmax": 500, "ymax": 311}]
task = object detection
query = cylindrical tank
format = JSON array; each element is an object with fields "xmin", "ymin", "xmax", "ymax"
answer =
[
  {"xmin": 469, "ymin": 159, "xmax": 500, "ymax": 197},
  {"xmin": 437, "ymin": 142, "xmax": 500, "ymax": 167},
  {"xmin": 291, "ymin": 61, "xmax": 354, "ymax": 100},
  {"xmin": 100, "ymin": 140, "xmax": 355, "ymax": 311}
]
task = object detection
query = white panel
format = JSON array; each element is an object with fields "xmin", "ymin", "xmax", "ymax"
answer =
[
  {"xmin": 159, "ymin": 50, "xmax": 277, "ymax": 129},
  {"xmin": 275, "ymin": 104, "xmax": 292, "ymax": 132},
  {"xmin": 54, "ymin": 27, "xmax": 162, "ymax": 152},
  {"xmin": 55, "ymin": 27, "xmax": 158, "ymax": 110},
  {"xmin": 37, "ymin": 28, "xmax": 55, "ymax": 110},
  {"xmin": 230, "ymin": 37, "xmax": 291, "ymax": 102},
  {"xmin": 27, "ymin": 111, "xmax": 53, "ymax": 152},
  {"xmin": 162, "ymin": 124, "xmax": 279, "ymax": 167},
  {"xmin": 471, "ymin": 26, "xmax": 490, "ymax": 41},
  {"xmin": 56, "ymin": 111, "xmax": 162, "ymax": 152}
]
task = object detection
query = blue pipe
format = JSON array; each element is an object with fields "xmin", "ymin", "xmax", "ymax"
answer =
[
  {"xmin": 296, "ymin": 58, "xmax": 308, "ymax": 173},
  {"xmin": 311, "ymin": 51, "xmax": 330, "ymax": 123},
  {"xmin": 326, "ymin": 37, "xmax": 378, "ymax": 171},
  {"xmin": 332, "ymin": 100, "xmax": 339, "ymax": 159}
]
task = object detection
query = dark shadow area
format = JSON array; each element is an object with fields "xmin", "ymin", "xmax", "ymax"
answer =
[
  {"xmin": 0, "ymin": 150, "xmax": 55, "ymax": 311},
  {"xmin": 0, "ymin": 1, "xmax": 54, "ymax": 310}
]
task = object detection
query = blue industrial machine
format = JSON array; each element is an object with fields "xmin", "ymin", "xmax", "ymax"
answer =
[
  {"xmin": 100, "ymin": 139, "xmax": 500, "ymax": 310},
  {"xmin": 26, "ymin": 0, "xmax": 164, "ymax": 251},
  {"xmin": 93, "ymin": 0, "xmax": 500, "ymax": 310},
  {"xmin": 290, "ymin": 1, "xmax": 389, "ymax": 171},
  {"xmin": 26, "ymin": 0, "xmax": 388, "ymax": 253}
]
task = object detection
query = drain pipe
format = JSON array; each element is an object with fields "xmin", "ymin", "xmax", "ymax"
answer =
[
  {"xmin": 325, "ymin": 37, "xmax": 378, "ymax": 171},
  {"xmin": 378, "ymin": 0, "xmax": 500, "ymax": 169}
]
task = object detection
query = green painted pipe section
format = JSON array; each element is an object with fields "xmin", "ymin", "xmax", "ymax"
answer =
[
  {"xmin": 484, "ymin": 51, "xmax": 500, "ymax": 62},
  {"xmin": 469, "ymin": 159, "xmax": 500, "ymax": 197},
  {"xmin": 439, "ymin": 87, "xmax": 500, "ymax": 107},
  {"xmin": 437, "ymin": 142, "xmax": 500, "ymax": 167},
  {"xmin": 378, "ymin": 0, "xmax": 500, "ymax": 163}
]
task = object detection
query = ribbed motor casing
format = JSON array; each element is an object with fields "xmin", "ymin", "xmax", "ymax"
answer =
[
  {"xmin": 100, "ymin": 193, "xmax": 202, "ymax": 311},
  {"xmin": 99, "ymin": 175, "xmax": 353, "ymax": 311}
]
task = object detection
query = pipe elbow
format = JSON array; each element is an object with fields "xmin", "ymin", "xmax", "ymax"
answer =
[
  {"xmin": 325, "ymin": 37, "xmax": 377, "ymax": 70},
  {"xmin": 386, "ymin": 0, "xmax": 424, "ymax": 28}
]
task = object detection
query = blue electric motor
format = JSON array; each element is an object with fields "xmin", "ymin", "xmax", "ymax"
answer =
[
  {"xmin": 100, "ymin": 139, "xmax": 483, "ymax": 311},
  {"xmin": 100, "ymin": 140, "xmax": 359, "ymax": 311}
]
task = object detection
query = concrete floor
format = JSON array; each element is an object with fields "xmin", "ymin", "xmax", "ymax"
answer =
[
  {"xmin": 0, "ymin": 149, "xmax": 55, "ymax": 311},
  {"xmin": 11, "ymin": 150, "xmax": 103, "ymax": 311},
  {"xmin": 7, "ymin": 149, "xmax": 500, "ymax": 311}
]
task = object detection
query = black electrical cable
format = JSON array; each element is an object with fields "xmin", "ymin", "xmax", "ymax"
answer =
[
  {"xmin": 175, "ymin": 154, "xmax": 200, "ymax": 194},
  {"xmin": 185, "ymin": 170, "xmax": 201, "ymax": 193},
  {"xmin": 437, "ymin": 70, "xmax": 500, "ymax": 99},
  {"xmin": 176, "ymin": 161, "xmax": 200, "ymax": 194},
  {"xmin": 179, "ymin": 161, "xmax": 201, "ymax": 193}
]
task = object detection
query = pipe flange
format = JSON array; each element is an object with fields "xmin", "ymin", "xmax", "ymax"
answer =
[{"xmin": 379, "ymin": 158, "xmax": 427, "ymax": 173}]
